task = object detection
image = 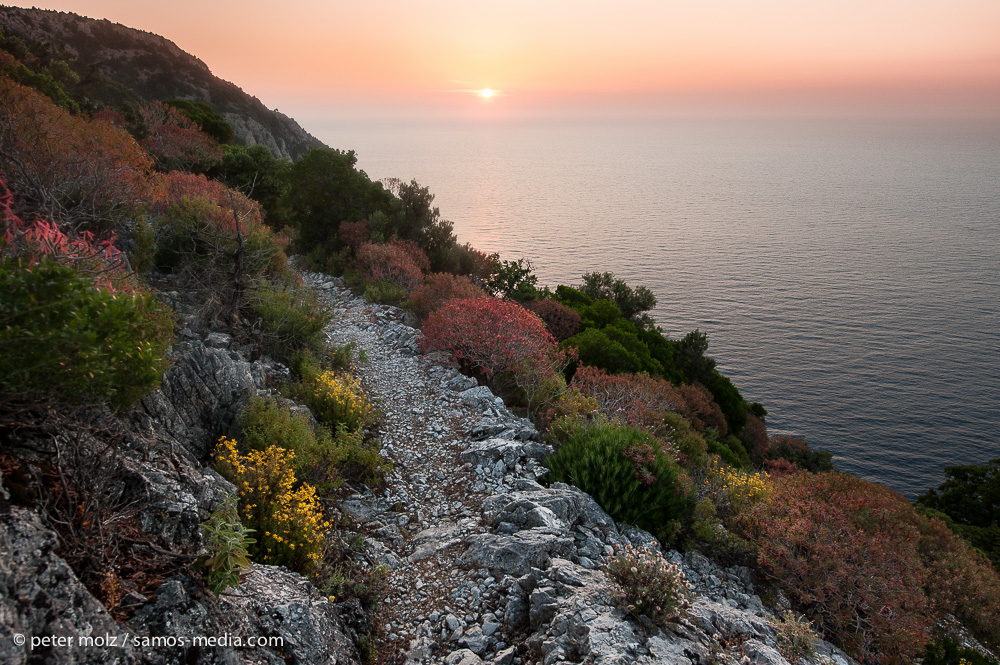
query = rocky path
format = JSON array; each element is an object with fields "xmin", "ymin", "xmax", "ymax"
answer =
[
  {"xmin": 302, "ymin": 272, "xmax": 857, "ymax": 665},
  {"xmin": 306, "ymin": 274, "xmax": 545, "ymax": 663}
]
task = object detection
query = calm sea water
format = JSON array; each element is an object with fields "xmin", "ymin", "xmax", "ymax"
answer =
[{"xmin": 313, "ymin": 116, "xmax": 1000, "ymax": 499}]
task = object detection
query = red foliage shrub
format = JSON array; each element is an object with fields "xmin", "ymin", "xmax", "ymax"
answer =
[
  {"xmin": 356, "ymin": 241, "xmax": 424, "ymax": 292},
  {"xmin": 763, "ymin": 458, "xmax": 800, "ymax": 476},
  {"xmin": 736, "ymin": 472, "xmax": 1000, "ymax": 664},
  {"xmin": 0, "ymin": 77, "xmax": 158, "ymax": 228},
  {"xmin": 421, "ymin": 298, "xmax": 555, "ymax": 380},
  {"xmin": 137, "ymin": 101, "xmax": 221, "ymax": 173},
  {"xmin": 570, "ymin": 365, "xmax": 682, "ymax": 425},
  {"xmin": 389, "ymin": 238, "xmax": 431, "ymax": 273},
  {"xmin": 524, "ymin": 299, "xmax": 582, "ymax": 341},
  {"xmin": 159, "ymin": 172, "xmax": 265, "ymax": 232},
  {"xmin": 678, "ymin": 383, "xmax": 728, "ymax": 435},
  {"xmin": 466, "ymin": 244, "xmax": 498, "ymax": 281},
  {"xmin": 741, "ymin": 413, "xmax": 769, "ymax": 460},
  {"xmin": 916, "ymin": 514, "xmax": 1000, "ymax": 652},
  {"xmin": 408, "ymin": 272, "xmax": 487, "ymax": 319},
  {"xmin": 338, "ymin": 219, "xmax": 370, "ymax": 250},
  {"xmin": 1, "ymin": 176, "xmax": 131, "ymax": 291}
]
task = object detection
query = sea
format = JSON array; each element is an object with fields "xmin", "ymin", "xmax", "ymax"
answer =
[{"xmin": 312, "ymin": 115, "xmax": 1000, "ymax": 499}]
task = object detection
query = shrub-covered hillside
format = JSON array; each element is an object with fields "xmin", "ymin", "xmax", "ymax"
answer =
[{"xmin": 0, "ymin": 6, "xmax": 324, "ymax": 159}]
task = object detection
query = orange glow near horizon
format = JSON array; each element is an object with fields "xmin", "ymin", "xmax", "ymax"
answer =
[{"xmin": 7, "ymin": 1, "xmax": 1000, "ymax": 120}]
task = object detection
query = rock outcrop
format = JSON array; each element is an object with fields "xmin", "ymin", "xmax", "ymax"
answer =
[{"xmin": 1, "ymin": 333, "xmax": 362, "ymax": 665}]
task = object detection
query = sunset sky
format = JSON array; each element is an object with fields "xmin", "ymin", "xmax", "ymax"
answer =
[{"xmin": 12, "ymin": 1, "xmax": 1000, "ymax": 120}]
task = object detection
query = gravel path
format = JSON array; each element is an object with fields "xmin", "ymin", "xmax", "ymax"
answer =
[{"xmin": 305, "ymin": 273, "xmax": 537, "ymax": 663}]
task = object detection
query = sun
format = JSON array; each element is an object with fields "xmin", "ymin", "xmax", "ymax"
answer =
[{"xmin": 479, "ymin": 88, "xmax": 495, "ymax": 99}]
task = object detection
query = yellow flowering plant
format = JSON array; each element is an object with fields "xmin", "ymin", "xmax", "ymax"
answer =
[
  {"xmin": 304, "ymin": 371, "xmax": 377, "ymax": 433},
  {"xmin": 702, "ymin": 456, "xmax": 771, "ymax": 517},
  {"xmin": 214, "ymin": 437, "xmax": 328, "ymax": 573}
]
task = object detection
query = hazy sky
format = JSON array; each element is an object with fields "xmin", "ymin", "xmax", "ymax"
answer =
[{"xmin": 12, "ymin": 1, "xmax": 1000, "ymax": 120}]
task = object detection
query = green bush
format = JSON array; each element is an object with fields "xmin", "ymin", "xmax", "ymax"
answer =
[
  {"xmin": 565, "ymin": 327, "xmax": 645, "ymax": 374},
  {"xmin": 0, "ymin": 260, "xmax": 173, "ymax": 412},
  {"xmin": 923, "ymin": 638, "xmax": 1000, "ymax": 665},
  {"xmin": 237, "ymin": 395, "xmax": 389, "ymax": 494},
  {"xmin": 290, "ymin": 349, "xmax": 324, "ymax": 382},
  {"xmin": 918, "ymin": 459, "xmax": 1000, "ymax": 568},
  {"xmin": 246, "ymin": 282, "xmax": 330, "ymax": 363},
  {"xmin": 153, "ymin": 195, "xmax": 278, "ymax": 281},
  {"xmin": 362, "ymin": 279, "xmax": 407, "ymax": 306},
  {"xmin": 129, "ymin": 216, "xmax": 156, "ymax": 274},
  {"xmin": 687, "ymin": 498, "xmax": 755, "ymax": 564},
  {"xmin": 544, "ymin": 422, "xmax": 692, "ymax": 542},
  {"xmin": 652, "ymin": 412, "xmax": 708, "ymax": 467},
  {"xmin": 163, "ymin": 98, "xmax": 235, "ymax": 145},
  {"xmin": 198, "ymin": 497, "xmax": 255, "ymax": 595},
  {"xmin": 543, "ymin": 411, "xmax": 610, "ymax": 449},
  {"xmin": 771, "ymin": 612, "xmax": 818, "ymax": 662},
  {"xmin": 703, "ymin": 371, "xmax": 748, "ymax": 435},
  {"xmin": 705, "ymin": 431, "xmax": 750, "ymax": 469}
]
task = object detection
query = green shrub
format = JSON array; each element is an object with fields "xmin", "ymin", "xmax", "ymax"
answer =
[
  {"xmin": 543, "ymin": 411, "xmax": 609, "ymax": 449},
  {"xmin": 246, "ymin": 282, "xmax": 330, "ymax": 363},
  {"xmin": 290, "ymin": 349, "xmax": 324, "ymax": 382},
  {"xmin": 544, "ymin": 422, "xmax": 692, "ymax": 542},
  {"xmin": 237, "ymin": 396, "xmax": 338, "ymax": 493},
  {"xmin": 328, "ymin": 342, "xmax": 360, "ymax": 370},
  {"xmin": 923, "ymin": 638, "xmax": 1000, "ymax": 665},
  {"xmin": 362, "ymin": 279, "xmax": 407, "ymax": 306},
  {"xmin": 237, "ymin": 396, "xmax": 389, "ymax": 494},
  {"xmin": 5, "ymin": 61, "xmax": 79, "ymax": 113},
  {"xmin": 918, "ymin": 459, "xmax": 1000, "ymax": 568},
  {"xmin": 163, "ymin": 98, "xmax": 235, "ymax": 145},
  {"xmin": 153, "ymin": 176, "xmax": 279, "ymax": 284},
  {"xmin": 239, "ymin": 396, "xmax": 315, "ymax": 452},
  {"xmin": 198, "ymin": 497, "xmax": 255, "ymax": 595},
  {"xmin": 651, "ymin": 412, "xmax": 708, "ymax": 467},
  {"xmin": 687, "ymin": 497, "xmax": 755, "ymax": 563},
  {"xmin": 0, "ymin": 260, "xmax": 174, "ymax": 412},
  {"xmin": 579, "ymin": 271, "xmax": 657, "ymax": 329},
  {"xmin": 703, "ymin": 370, "xmax": 748, "ymax": 435},
  {"xmin": 130, "ymin": 216, "xmax": 156, "ymax": 274},
  {"xmin": 483, "ymin": 257, "xmax": 539, "ymax": 302},
  {"xmin": 771, "ymin": 612, "xmax": 817, "ymax": 662},
  {"xmin": 705, "ymin": 431, "xmax": 750, "ymax": 469},
  {"xmin": 317, "ymin": 556, "xmax": 391, "ymax": 614},
  {"xmin": 605, "ymin": 544, "xmax": 691, "ymax": 625},
  {"xmin": 564, "ymin": 327, "xmax": 645, "ymax": 374},
  {"xmin": 330, "ymin": 427, "xmax": 393, "ymax": 489}
]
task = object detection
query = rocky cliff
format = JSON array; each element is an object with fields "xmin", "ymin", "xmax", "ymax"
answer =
[{"xmin": 0, "ymin": 5, "xmax": 325, "ymax": 160}]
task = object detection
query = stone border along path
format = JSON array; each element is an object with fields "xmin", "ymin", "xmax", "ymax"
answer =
[{"xmin": 303, "ymin": 272, "xmax": 857, "ymax": 665}]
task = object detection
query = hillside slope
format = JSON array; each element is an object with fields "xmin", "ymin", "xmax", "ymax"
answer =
[{"xmin": 0, "ymin": 5, "xmax": 324, "ymax": 159}]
